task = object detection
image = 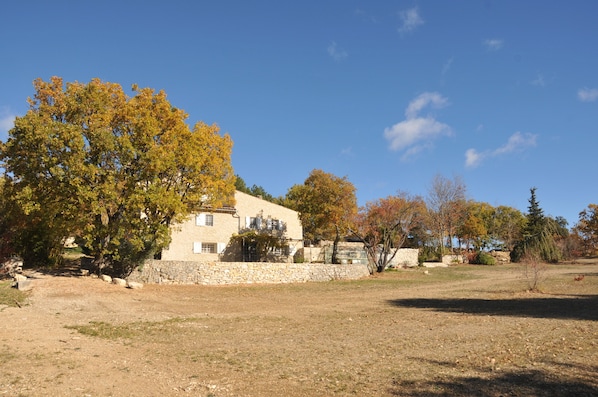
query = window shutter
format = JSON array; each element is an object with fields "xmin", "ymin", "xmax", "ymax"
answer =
[
  {"xmin": 245, "ymin": 216, "xmax": 251, "ymax": 228},
  {"xmin": 193, "ymin": 242, "xmax": 202, "ymax": 253},
  {"xmin": 217, "ymin": 243, "xmax": 226, "ymax": 254},
  {"xmin": 195, "ymin": 214, "xmax": 206, "ymax": 226}
]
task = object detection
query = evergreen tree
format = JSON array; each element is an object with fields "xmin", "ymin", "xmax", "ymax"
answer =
[{"xmin": 511, "ymin": 188, "xmax": 561, "ymax": 263}]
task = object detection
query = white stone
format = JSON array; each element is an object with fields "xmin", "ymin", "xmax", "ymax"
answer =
[
  {"xmin": 100, "ymin": 274, "xmax": 112, "ymax": 283},
  {"xmin": 17, "ymin": 279, "xmax": 33, "ymax": 291},
  {"xmin": 112, "ymin": 278, "xmax": 127, "ymax": 286},
  {"xmin": 127, "ymin": 281, "xmax": 143, "ymax": 289},
  {"xmin": 14, "ymin": 274, "xmax": 27, "ymax": 282}
]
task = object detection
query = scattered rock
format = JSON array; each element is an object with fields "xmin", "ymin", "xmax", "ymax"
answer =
[
  {"xmin": 112, "ymin": 278, "xmax": 127, "ymax": 286},
  {"xmin": 127, "ymin": 281, "xmax": 143, "ymax": 290},
  {"xmin": 14, "ymin": 274, "xmax": 27, "ymax": 282},
  {"xmin": 80, "ymin": 269, "xmax": 90, "ymax": 277},
  {"xmin": 0, "ymin": 257, "xmax": 23, "ymax": 279},
  {"xmin": 16, "ymin": 279, "xmax": 33, "ymax": 291},
  {"xmin": 100, "ymin": 274, "xmax": 112, "ymax": 283}
]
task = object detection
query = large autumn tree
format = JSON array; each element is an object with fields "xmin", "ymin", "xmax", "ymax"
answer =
[
  {"xmin": 457, "ymin": 201, "xmax": 494, "ymax": 251},
  {"xmin": 285, "ymin": 169, "xmax": 357, "ymax": 264},
  {"xmin": 573, "ymin": 203, "xmax": 598, "ymax": 255},
  {"xmin": 352, "ymin": 192, "xmax": 425, "ymax": 274},
  {"xmin": 0, "ymin": 77, "xmax": 235, "ymax": 276}
]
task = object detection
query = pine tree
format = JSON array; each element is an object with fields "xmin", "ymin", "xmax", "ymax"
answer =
[{"xmin": 511, "ymin": 188, "xmax": 561, "ymax": 263}]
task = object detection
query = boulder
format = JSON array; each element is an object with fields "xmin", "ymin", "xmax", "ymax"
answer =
[
  {"xmin": 14, "ymin": 274, "xmax": 27, "ymax": 282},
  {"xmin": 112, "ymin": 278, "xmax": 127, "ymax": 286},
  {"xmin": 127, "ymin": 281, "xmax": 143, "ymax": 290},
  {"xmin": 16, "ymin": 279, "xmax": 33, "ymax": 291},
  {"xmin": 100, "ymin": 274, "xmax": 112, "ymax": 283}
]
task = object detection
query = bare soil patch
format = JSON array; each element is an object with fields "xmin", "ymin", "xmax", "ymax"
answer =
[{"xmin": 1, "ymin": 262, "xmax": 597, "ymax": 396}]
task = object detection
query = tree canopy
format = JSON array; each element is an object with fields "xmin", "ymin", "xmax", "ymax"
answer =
[
  {"xmin": 1, "ymin": 77, "xmax": 235, "ymax": 275},
  {"xmin": 234, "ymin": 175, "xmax": 277, "ymax": 203},
  {"xmin": 285, "ymin": 169, "xmax": 357, "ymax": 263},
  {"xmin": 573, "ymin": 204, "xmax": 598, "ymax": 255},
  {"xmin": 510, "ymin": 188, "xmax": 562, "ymax": 263},
  {"xmin": 353, "ymin": 192, "xmax": 425, "ymax": 273}
]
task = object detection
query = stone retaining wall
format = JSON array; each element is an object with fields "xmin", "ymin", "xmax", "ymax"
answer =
[{"xmin": 127, "ymin": 259, "xmax": 370, "ymax": 285}]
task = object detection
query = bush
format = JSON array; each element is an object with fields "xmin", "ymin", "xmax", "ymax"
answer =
[
  {"xmin": 470, "ymin": 251, "xmax": 496, "ymax": 265},
  {"xmin": 418, "ymin": 246, "xmax": 439, "ymax": 265}
]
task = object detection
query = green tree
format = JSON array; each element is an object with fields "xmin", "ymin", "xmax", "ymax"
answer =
[
  {"xmin": 1, "ymin": 77, "xmax": 235, "ymax": 275},
  {"xmin": 234, "ymin": 175, "xmax": 277, "ymax": 203},
  {"xmin": 511, "ymin": 188, "xmax": 561, "ymax": 263},
  {"xmin": 285, "ymin": 169, "xmax": 357, "ymax": 264},
  {"xmin": 457, "ymin": 201, "xmax": 493, "ymax": 251},
  {"xmin": 352, "ymin": 193, "xmax": 425, "ymax": 274},
  {"xmin": 490, "ymin": 205, "xmax": 525, "ymax": 251}
]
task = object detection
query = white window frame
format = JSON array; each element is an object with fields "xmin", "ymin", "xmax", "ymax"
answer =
[
  {"xmin": 196, "ymin": 213, "xmax": 214, "ymax": 226},
  {"xmin": 201, "ymin": 242, "xmax": 217, "ymax": 253}
]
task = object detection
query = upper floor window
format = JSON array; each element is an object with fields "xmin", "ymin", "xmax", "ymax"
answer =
[
  {"xmin": 246, "ymin": 216, "xmax": 284, "ymax": 231},
  {"xmin": 196, "ymin": 213, "xmax": 214, "ymax": 226}
]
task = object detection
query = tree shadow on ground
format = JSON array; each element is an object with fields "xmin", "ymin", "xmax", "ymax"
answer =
[
  {"xmin": 387, "ymin": 295, "xmax": 598, "ymax": 321},
  {"xmin": 388, "ymin": 365, "xmax": 598, "ymax": 396}
]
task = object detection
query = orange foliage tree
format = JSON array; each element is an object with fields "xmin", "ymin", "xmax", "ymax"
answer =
[{"xmin": 352, "ymin": 192, "xmax": 425, "ymax": 274}]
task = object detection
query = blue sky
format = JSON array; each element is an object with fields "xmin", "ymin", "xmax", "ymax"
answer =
[{"xmin": 1, "ymin": 1, "xmax": 597, "ymax": 228}]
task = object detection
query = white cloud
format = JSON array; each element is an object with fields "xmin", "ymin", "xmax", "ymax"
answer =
[
  {"xmin": 494, "ymin": 131, "xmax": 537, "ymax": 155},
  {"xmin": 327, "ymin": 41, "xmax": 348, "ymax": 61},
  {"xmin": 483, "ymin": 39, "xmax": 504, "ymax": 51},
  {"xmin": 578, "ymin": 87, "xmax": 598, "ymax": 102},
  {"xmin": 404, "ymin": 92, "xmax": 449, "ymax": 119},
  {"xmin": 384, "ymin": 92, "xmax": 452, "ymax": 156},
  {"xmin": 465, "ymin": 148, "xmax": 482, "ymax": 168},
  {"xmin": 465, "ymin": 132, "xmax": 538, "ymax": 168},
  {"xmin": 398, "ymin": 7, "xmax": 424, "ymax": 34}
]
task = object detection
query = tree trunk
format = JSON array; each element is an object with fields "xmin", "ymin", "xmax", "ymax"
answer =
[{"xmin": 331, "ymin": 227, "xmax": 340, "ymax": 264}]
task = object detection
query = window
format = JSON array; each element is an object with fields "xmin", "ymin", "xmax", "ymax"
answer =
[
  {"xmin": 195, "ymin": 213, "xmax": 214, "ymax": 226},
  {"xmin": 205, "ymin": 214, "xmax": 214, "ymax": 226},
  {"xmin": 246, "ymin": 216, "xmax": 262, "ymax": 229},
  {"xmin": 245, "ymin": 216, "xmax": 284, "ymax": 231},
  {"xmin": 201, "ymin": 243, "xmax": 217, "ymax": 253},
  {"xmin": 193, "ymin": 242, "xmax": 225, "ymax": 254}
]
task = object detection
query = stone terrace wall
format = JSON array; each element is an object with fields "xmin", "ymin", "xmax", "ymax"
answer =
[{"xmin": 128, "ymin": 260, "xmax": 370, "ymax": 285}]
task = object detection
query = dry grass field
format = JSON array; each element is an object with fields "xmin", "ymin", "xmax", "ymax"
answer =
[{"xmin": 1, "ymin": 260, "xmax": 597, "ymax": 396}]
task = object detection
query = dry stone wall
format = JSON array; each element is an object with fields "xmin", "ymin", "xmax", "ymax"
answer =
[{"xmin": 128, "ymin": 259, "xmax": 370, "ymax": 285}]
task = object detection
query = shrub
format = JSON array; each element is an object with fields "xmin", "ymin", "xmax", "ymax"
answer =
[{"xmin": 470, "ymin": 251, "xmax": 496, "ymax": 265}]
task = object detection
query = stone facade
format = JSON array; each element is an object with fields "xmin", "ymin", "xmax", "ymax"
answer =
[
  {"xmin": 301, "ymin": 242, "xmax": 419, "ymax": 268},
  {"xmin": 128, "ymin": 259, "xmax": 370, "ymax": 285},
  {"xmin": 160, "ymin": 190, "xmax": 303, "ymax": 262}
]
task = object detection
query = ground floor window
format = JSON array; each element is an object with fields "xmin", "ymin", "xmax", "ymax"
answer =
[
  {"xmin": 202, "ymin": 243, "xmax": 217, "ymax": 253},
  {"xmin": 193, "ymin": 242, "xmax": 218, "ymax": 254}
]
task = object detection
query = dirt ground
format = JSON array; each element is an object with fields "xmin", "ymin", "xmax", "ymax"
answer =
[{"xmin": 1, "ymin": 261, "xmax": 597, "ymax": 397}]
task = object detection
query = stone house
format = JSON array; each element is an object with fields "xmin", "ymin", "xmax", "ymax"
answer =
[{"xmin": 159, "ymin": 190, "xmax": 303, "ymax": 262}]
